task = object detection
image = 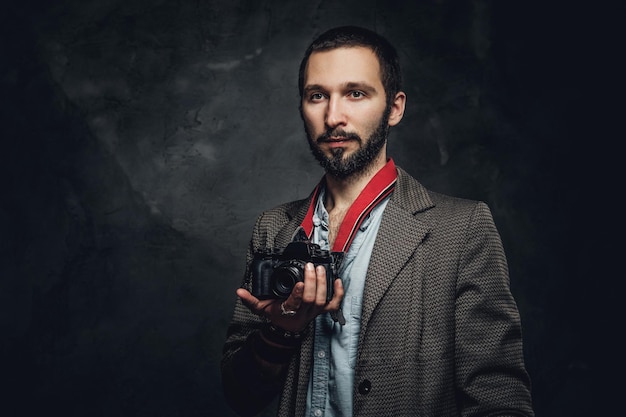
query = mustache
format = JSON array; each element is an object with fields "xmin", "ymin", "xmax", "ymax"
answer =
[{"xmin": 316, "ymin": 129, "xmax": 362, "ymax": 143}]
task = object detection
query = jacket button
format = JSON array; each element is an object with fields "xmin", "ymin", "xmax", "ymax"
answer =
[{"xmin": 358, "ymin": 379, "xmax": 372, "ymax": 395}]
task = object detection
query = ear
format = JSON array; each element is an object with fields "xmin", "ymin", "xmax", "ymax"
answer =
[{"xmin": 387, "ymin": 91, "xmax": 406, "ymax": 127}]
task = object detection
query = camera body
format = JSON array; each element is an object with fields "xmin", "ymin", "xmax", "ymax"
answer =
[{"xmin": 251, "ymin": 241, "xmax": 340, "ymax": 302}]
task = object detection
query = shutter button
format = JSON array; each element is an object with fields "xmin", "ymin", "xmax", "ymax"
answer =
[{"xmin": 358, "ymin": 379, "xmax": 372, "ymax": 395}]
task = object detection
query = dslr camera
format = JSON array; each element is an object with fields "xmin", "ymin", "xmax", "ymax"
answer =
[{"xmin": 250, "ymin": 241, "xmax": 341, "ymax": 302}]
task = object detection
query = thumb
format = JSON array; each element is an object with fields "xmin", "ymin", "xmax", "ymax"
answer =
[{"xmin": 237, "ymin": 288, "xmax": 271, "ymax": 315}]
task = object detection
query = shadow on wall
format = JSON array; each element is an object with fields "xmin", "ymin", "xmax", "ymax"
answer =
[{"xmin": 1, "ymin": 4, "xmax": 237, "ymax": 416}]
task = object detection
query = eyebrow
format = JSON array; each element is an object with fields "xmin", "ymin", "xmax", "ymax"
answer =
[{"xmin": 303, "ymin": 81, "xmax": 379, "ymax": 95}]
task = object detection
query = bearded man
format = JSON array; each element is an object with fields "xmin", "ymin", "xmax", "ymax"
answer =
[{"xmin": 221, "ymin": 26, "xmax": 534, "ymax": 417}]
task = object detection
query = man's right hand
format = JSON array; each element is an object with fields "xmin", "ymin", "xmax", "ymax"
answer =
[{"xmin": 237, "ymin": 262, "xmax": 344, "ymax": 333}]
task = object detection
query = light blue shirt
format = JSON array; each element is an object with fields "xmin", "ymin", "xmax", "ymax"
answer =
[{"xmin": 305, "ymin": 186, "xmax": 390, "ymax": 417}]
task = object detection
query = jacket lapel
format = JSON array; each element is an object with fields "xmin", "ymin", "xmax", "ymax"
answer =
[{"xmin": 359, "ymin": 168, "xmax": 434, "ymax": 336}]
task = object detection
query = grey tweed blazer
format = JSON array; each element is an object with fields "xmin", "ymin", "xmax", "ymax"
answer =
[{"xmin": 222, "ymin": 167, "xmax": 534, "ymax": 417}]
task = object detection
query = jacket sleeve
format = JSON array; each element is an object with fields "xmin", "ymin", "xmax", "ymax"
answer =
[
  {"xmin": 220, "ymin": 213, "xmax": 291, "ymax": 417},
  {"xmin": 454, "ymin": 202, "xmax": 534, "ymax": 417}
]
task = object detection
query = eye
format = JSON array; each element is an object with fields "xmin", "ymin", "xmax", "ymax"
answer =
[
  {"xmin": 309, "ymin": 92, "xmax": 326, "ymax": 101},
  {"xmin": 349, "ymin": 90, "xmax": 365, "ymax": 99}
]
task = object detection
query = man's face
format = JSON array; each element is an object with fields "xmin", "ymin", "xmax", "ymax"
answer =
[{"xmin": 301, "ymin": 47, "xmax": 394, "ymax": 179}]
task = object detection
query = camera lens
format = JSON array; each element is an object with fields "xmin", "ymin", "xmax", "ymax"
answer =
[{"xmin": 272, "ymin": 263, "xmax": 304, "ymax": 298}]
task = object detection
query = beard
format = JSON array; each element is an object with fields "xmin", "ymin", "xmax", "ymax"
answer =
[{"xmin": 306, "ymin": 109, "xmax": 390, "ymax": 180}]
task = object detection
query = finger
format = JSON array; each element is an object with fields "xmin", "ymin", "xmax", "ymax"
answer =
[
  {"xmin": 236, "ymin": 288, "xmax": 256, "ymax": 305},
  {"xmin": 282, "ymin": 281, "xmax": 304, "ymax": 311},
  {"xmin": 236, "ymin": 288, "xmax": 272, "ymax": 315},
  {"xmin": 314, "ymin": 265, "xmax": 328, "ymax": 307},
  {"xmin": 301, "ymin": 262, "xmax": 317, "ymax": 303},
  {"xmin": 325, "ymin": 278, "xmax": 344, "ymax": 311}
]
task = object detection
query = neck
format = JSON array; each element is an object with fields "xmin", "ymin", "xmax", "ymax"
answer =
[{"xmin": 323, "ymin": 152, "xmax": 387, "ymax": 212}]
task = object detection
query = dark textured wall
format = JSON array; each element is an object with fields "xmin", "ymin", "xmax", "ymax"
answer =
[{"xmin": 0, "ymin": 1, "xmax": 617, "ymax": 416}]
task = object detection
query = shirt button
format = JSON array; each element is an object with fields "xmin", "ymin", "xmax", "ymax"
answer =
[
  {"xmin": 317, "ymin": 350, "xmax": 326, "ymax": 358},
  {"xmin": 314, "ymin": 409, "xmax": 323, "ymax": 417},
  {"xmin": 358, "ymin": 379, "xmax": 372, "ymax": 395}
]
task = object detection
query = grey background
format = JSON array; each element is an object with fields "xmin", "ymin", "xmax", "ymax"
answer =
[{"xmin": 0, "ymin": 1, "xmax": 618, "ymax": 416}]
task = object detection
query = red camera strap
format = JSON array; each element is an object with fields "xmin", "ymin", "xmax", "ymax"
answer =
[{"xmin": 300, "ymin": 158, "xmax": 397, "ymax": 253}]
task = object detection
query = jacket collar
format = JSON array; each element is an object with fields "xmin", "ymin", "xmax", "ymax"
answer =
[
  {"xmin": 389, "ymin": 166, "xmax": 435, "ymax": 214},
  {"xmin": 276, "ymin": 166, "xmax": 434, "ymax": 245}
]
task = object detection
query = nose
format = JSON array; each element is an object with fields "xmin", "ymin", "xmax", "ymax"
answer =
[{"xmin": 325, "ymin": 95, "xmax": 346, "ymax": 129}]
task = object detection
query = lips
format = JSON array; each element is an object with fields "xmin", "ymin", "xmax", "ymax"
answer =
[
  {"xmin": 319, "ymin": 135, "xmax": 355, "ymax": 143},
  {"xmin": 320, "ymin": 137, "xmax": 354, "ymax": 149},
  {"xmin": 316, "ymin": 131, "xmax": 361, "ymax": 147}
]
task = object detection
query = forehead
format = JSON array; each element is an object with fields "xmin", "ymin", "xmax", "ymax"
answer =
[{"xmin": 304, "ymin": 46, "xmax": 383, "ymax": 88}]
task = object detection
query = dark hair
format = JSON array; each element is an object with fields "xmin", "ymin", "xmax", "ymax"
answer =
[{"xmin": 298, "ymin": 26, "xmax": 402, "ymax": 106}]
